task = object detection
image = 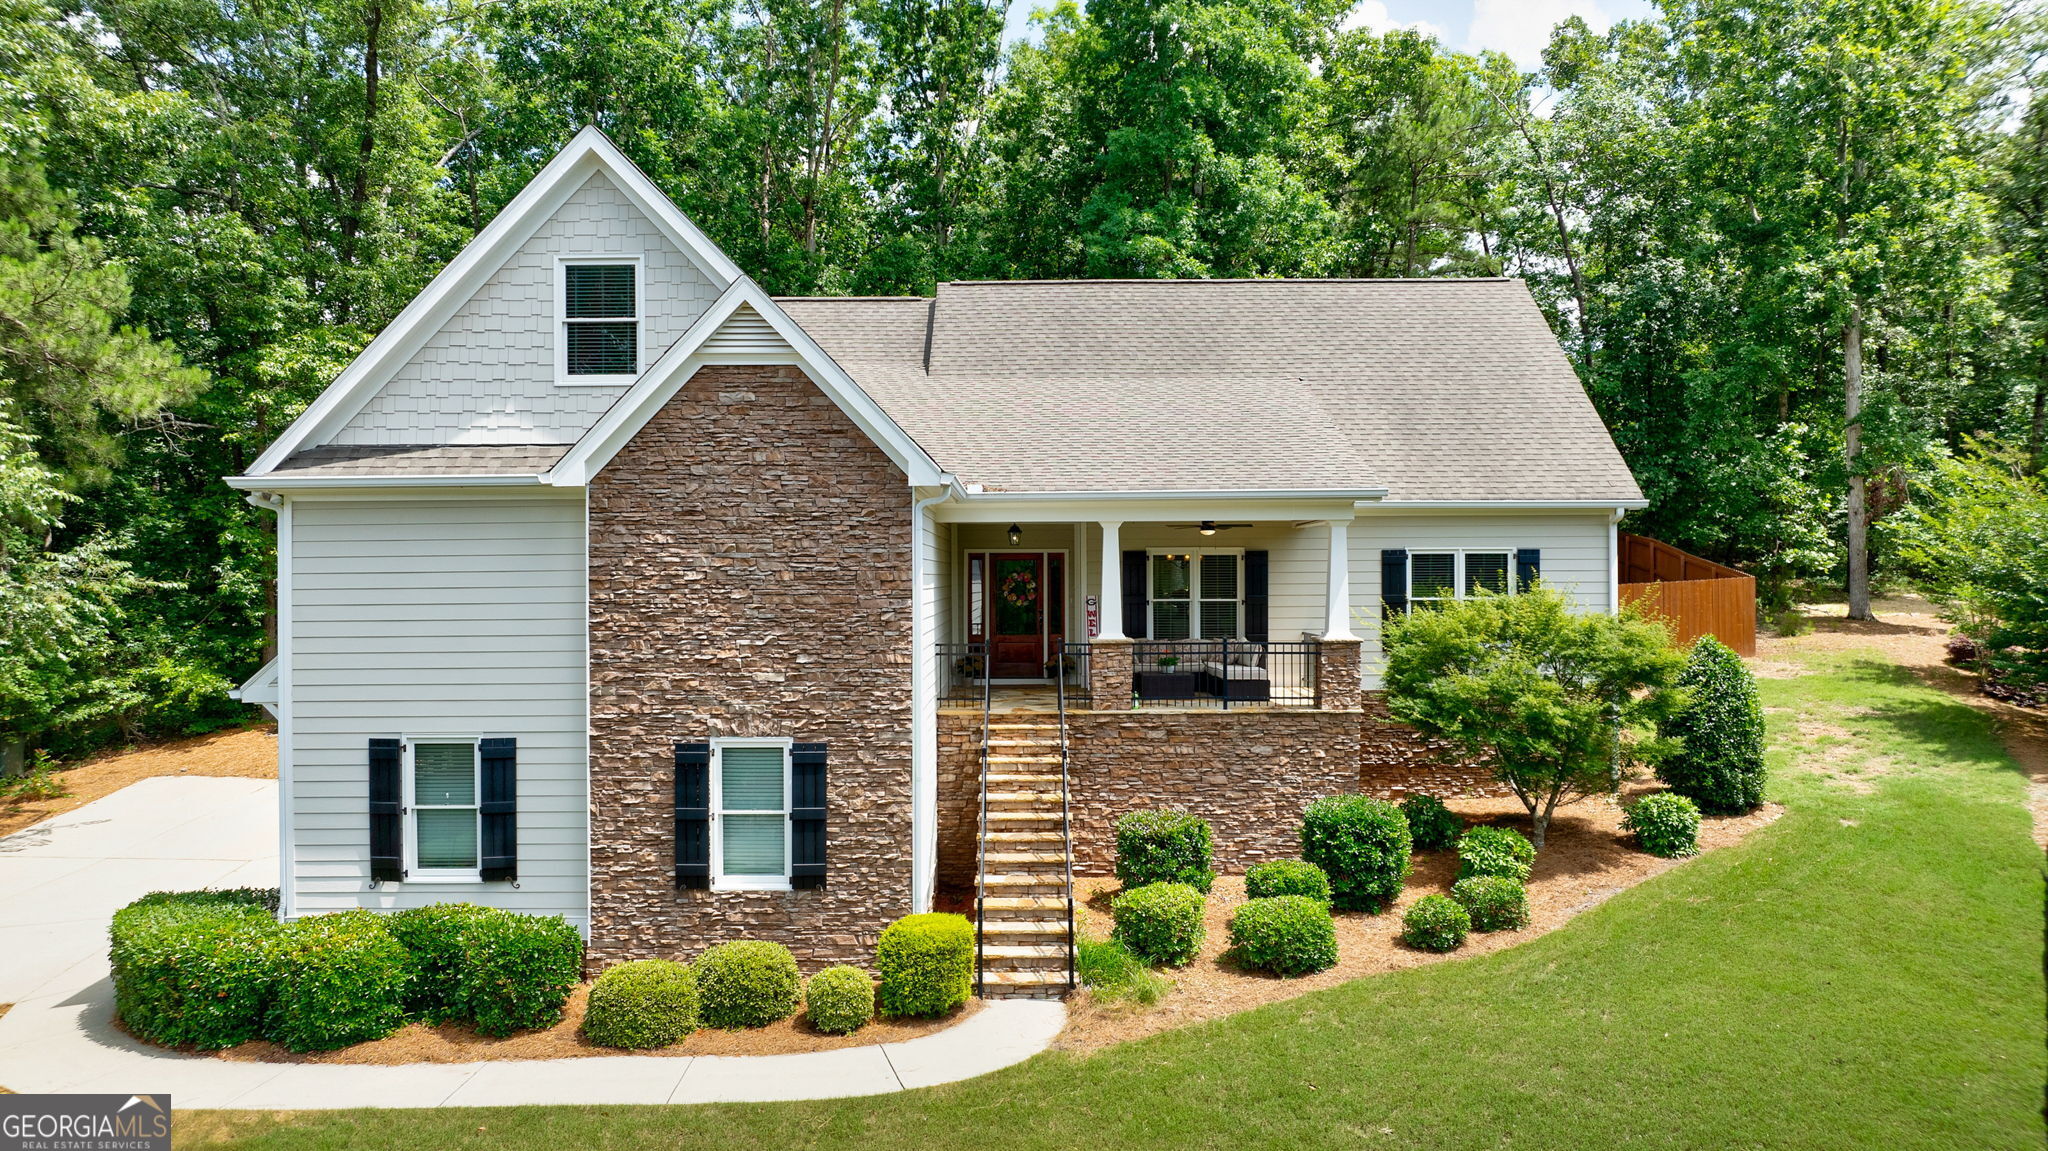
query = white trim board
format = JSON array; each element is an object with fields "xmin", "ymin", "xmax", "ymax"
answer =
[
  {"xmin": 546, "ymin": 277, "xmax": 946, "ymax": 488},
  {"xmin": 247, "ymin": 127, "xmax": 742, "ymax": 475}
]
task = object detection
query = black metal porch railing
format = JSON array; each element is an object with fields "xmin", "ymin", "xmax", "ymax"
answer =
[
  {"xmin": 939, "ymin": 643, "xmax": 988, "ymax": 708},
  {"xmin": 1130, "ymin": 640, "xmax": 1320, "ymax": 709},
  {"xmin": 1050, "ymin": 640, "xmax": 1091, "ymax": 708}
]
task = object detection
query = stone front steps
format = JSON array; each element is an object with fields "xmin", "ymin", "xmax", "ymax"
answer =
[{"xmin": 976, "ymin": 722, "xmax": 1073, "ymax": 1000}]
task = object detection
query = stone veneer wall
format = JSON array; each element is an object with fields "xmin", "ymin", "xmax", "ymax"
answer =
[
  {"xmin": 588, "ymin": 364, "xmax": 913, "ymax": 970},
  {"xmin": 936, "ymin": 694, "xmax": 1508, "ymax": 890}
]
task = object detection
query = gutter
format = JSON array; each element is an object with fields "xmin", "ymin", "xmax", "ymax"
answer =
[
  {"xmin": 959, "ymin": 486, "xmax": 1388, "ymax": 502},
  {"xmin": 1367, "ymin": 498, "xmax": 1651, "ymax": 511},
  {"xmin": 225, "ymin": 473, "xmax": 549, "ymax": 491}
]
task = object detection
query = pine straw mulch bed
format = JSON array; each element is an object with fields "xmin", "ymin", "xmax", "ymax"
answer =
[
  {"xmin": 0, "ymin": 726, "xmax": 277, "ymax": 839},
  {"xmin": 1056, "ymin": 788, "xmax": 1781, "ymax": 1053},
  {"xmin": 197, "ymin": 988, "xmax": 981, "ymax": 1064}
]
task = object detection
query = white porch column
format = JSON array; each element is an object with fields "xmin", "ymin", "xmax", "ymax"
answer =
[
  {"xmin": 1097, "ymin": 520, "xmax": 1126, "ymax": 640},
  {"xmin": 1323, "ymin": 516, "xmax": 1358, "ymax": 640}
]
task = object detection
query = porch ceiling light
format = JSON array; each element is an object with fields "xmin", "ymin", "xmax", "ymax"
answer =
[
  {"xmin": 1007, "ymin": 523, "xmax": 1022, "ymax": 545},
  {"xmin": 1199, "ymin": 520, "xmax": 1217, "ymax": 536}
]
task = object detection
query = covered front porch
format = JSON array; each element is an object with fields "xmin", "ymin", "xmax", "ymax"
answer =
[{"xmin": 924, "ymin": 500, "xmax": 1365, "ymax": 714}]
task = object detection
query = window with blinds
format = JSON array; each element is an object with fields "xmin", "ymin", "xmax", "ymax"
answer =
[
  {"xmin": 1149, "ymin": 550, "xmax": 1244, "ymax": 640},
  {"xmin": 562, "ymin": 262, "xmax": 637, "ymax": 377},
  {"xmin": 412, "ymin": 741, "xmax": 479, "ymax": 872},
  {"xmin": 1409, "ymin": 550, "xmax": 1513, "ymax": 611},
  {"xmin": 717, "ymin": 743, "xmax": 789, "ymax": 884}
]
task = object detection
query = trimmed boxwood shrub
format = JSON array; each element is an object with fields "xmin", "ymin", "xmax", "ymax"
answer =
[
  {"xmin": 1400, "ymin": 894, "xmax": 1470, "ymax": 952},
  {"xmin": 694, "ymin": 940, "xmax": 802, "ymax": 1029},
  {"xmin": 109, "ymin": 889, "xmax": 282, "ymax": 1050},
  {"xmin": 1457, "ymin": 825, "xmax": 1536, "ymax": 882},
  {"xmin": 1624, "ymin": 792, "xmax": 1702, "ymax": 858},
  {"xmin": 875, "ymin": 912, "xmax": 974, "ymax": 1017},
  {"xmin": 1243, "ymin": 859, "xmax": 1331, "ymax": 904},
  {"xmin": 1114, "ymin": 810, "xmax": 1215, "ymax": 893},
  {"xmin": 386, "ymin": 903, "xmax": 493, "ymax": 1020},
  {"xmin": 387, "ymin": 903, "xmax": 582, "ymax": 1034},
  {"xmin": 804, "ymin": 966, "xmax": 876, "ymax": 1035},
  {"xmin": 1300, "ymin": 795, "xmax": 1412, "ymax": 912},
  {"xmin": 266, "ymin": 910, "xmax": 415, "ymax": 1052},
  {"xmin": 583, "ymin": 960, "xmax": 698, "ymax": 1049},
  {"xmin": 1451, "ymin": 875, "xmax": 1530, "ymax": 932},
  {"xmin": 1110, "ymin": 882, "xmax": 1206, "ymax": 966},
  {"xmin": 1657, "ymin": 636, "xmax": 1769, "ymax": 814},
  {"xmin": 1227, "ymin": 895, "xmax": 1338, "ymax": 976},
  {"xmin": 1400, "ymin": 794, "xmax": 1464, "ymax": 851}
]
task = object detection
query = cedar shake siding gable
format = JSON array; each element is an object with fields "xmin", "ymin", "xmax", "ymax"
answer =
[{"xmin": 586, "ymin": 363, "xmax": 914, "ymax": 968}]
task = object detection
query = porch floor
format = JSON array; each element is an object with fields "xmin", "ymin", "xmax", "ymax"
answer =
[{"xmin": 940, "ymin": 685, "xmax": 1317, "ymax": 713}]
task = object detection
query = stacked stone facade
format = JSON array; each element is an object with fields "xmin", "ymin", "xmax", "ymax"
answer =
[{"xmin": 587, "ymin": 364, "xmax": 913, "ymax": 970}]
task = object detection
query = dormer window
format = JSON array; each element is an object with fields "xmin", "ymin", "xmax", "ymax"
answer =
[{"xmin": 559, "ymin": 258, "xmax": 639, "ymax": 382}]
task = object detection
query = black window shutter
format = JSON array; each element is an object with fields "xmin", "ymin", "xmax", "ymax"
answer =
[
  {"xmin": 1381, "ymin": 549, "xmax": 1409, "ymax": 620},
  {"xmin": 1122, "ymin": 550, "xmax": 1149, "ymax": 639},
  {"xmin": 1516, "ymin": 548, "xmax": 1542, "ymax": 591},
  {"xmin": 790, "ymin": 743, "xmax": 828, "ymax": 890},
  {"xmin": 368, "ymin": 738, "xmax": 403, "ymax": 883},
  {"xmin": 1243, "ymin": 550, "xmax": 1270, "ymax": 641},
  {"xmin": 674, "ymin": 743, "xmax": 711, "ymax": 890},
  {"xmin": 478, "ymin": 738, "xmax": 517, "ymax": 882}
]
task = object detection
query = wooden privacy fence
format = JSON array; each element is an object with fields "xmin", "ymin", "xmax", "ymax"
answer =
[{"xmin": 1617, "ymin": 533, "xmax": 1756, "ymax": 657}]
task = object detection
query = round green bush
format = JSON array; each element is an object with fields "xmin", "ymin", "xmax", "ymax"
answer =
[
  {"xmin": 1243, "ymin": 859, "xmax": 1331, "ymax": 904},
  {"xmin": 804, "ymin": 966, "xmax": 876, "ymax": 1035},
  {"xmin": 1300, "ymin": 794, "xmax": 1413, "ymax": 912},
  {"xmin": 1400, "ymin": 794, "xmax": 1464, "ymax": 851},
  {"xmin": 1400, "ymin": 894, "xmax": 1470, "ymax": 952},
  {"xmin": 265, "ymin": 910, "xmax": 414, "ymax": 1052},
  {"xmin": 1451, "ymin": 875, "xmax": 1530, "ymax": 932},
  {"xmin": 386, "ymin": 903, "xmax": 493, "ymax": 1020},
  {"xmin": 1656, "ymin": 636, "xmax": 1768, "ymax": 814},
  {"xmin": 1110, "ymin": 882, "xmax": 1206, "ymax": 966},
  {"xmin": 693, "ymin": 940, "xmax": 802, "ymax": 1029},
  {"xmin": 109, "ymin": 890, "xmax": 282, "ymax": 1050},
  {"xmin": 459, "ymin": 911, "xmax": 584, "ymax": 1036},
  {"xmin": 1114, "ymin": 810, "xmax": 1215, "ymax": 893},
  {"xmin": 1227, "ymin": 895, "xmax": 1338, "ymax": 976},
  {"xmin": 1456, "ymin": 825, "xmax": 1536, "ymax": 882},
  {"xmin": 1624, "ymin": 792, "xmax": 1702, "ymax": 858},
  {"xmin": 875, "ymin": 912, "xmax": 975, "ymax": 1018},
  {"xmin": 583, "ymin": 959, "xmax": 699, "ymax": 1048}
]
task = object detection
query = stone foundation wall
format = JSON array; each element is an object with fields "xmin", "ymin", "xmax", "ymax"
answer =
[
  {"xmin": 588, "ymin": 364, "xmax": 913, "ymax": 971},
  {"xmin": 936, "ymin": 695, "xmax": 1505, "ymax": 889}
]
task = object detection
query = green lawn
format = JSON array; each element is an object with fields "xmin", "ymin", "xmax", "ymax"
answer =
[{"xmin": 186, "ymin": 644, "xmax": 2046, "ymax": 1150}]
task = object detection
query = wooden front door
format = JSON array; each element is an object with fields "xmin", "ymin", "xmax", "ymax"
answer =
[{"xmin": 987, "ymin": 553, "xmax": 1047, "ymax": 678}]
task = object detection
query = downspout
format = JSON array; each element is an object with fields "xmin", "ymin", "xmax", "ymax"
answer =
[
  {"xmin": 909, "ymin": 483, "xmax": 958, "ymax": 914},
  {"xmin": 246, "ymin": 491, "xmax": 294, "ymax": 921},
  {"xmin": 1608, "ymin": 507, "xmax": 1625, "ymax": 615}
]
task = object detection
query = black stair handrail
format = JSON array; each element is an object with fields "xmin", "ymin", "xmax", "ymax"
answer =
[
  {"xmin": 1056, "ymin": 638, "xmax": 1076, "ymax": 993},
  {"xmin": 973, "ymin": 641, "xmax": 990, "ymax": 997}
]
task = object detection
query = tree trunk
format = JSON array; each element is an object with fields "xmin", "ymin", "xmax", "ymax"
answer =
[
  {"xmin": 1844, "ymin": 300, "xmax": 1873, "ymax": 621},
  {"xmin": 2030, "ymin": 356, "xmax": 2046, "ymax": 472}
]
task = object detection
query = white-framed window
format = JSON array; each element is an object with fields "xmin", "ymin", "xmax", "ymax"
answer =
[
  {"xmin": 1149, "ymin": 549, "xmax": 1243, "ymax": 640},
  {"xmin": 712, "ymin": 738, "xmax": 792, "ymax": 891},
  {"xmin": 1409, "ymin": 550, "xmax": 1514, "ymax": 610},
  {"xmin": 405, "ymin": 738, "xmax": 481, "ymax": 881},
  {"xmin": 557, "ymin": 256, "xmax": 641, "ymax": 384}
]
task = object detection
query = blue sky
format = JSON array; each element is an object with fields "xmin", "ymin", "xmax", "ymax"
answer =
[{"xmin": 1000, "ymin": 0, "xmax": 1661, "ymax": 69}]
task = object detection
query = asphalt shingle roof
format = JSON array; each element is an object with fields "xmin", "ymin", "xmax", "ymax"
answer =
[
  {"xmin": 778, "ymin": 279, "xmax": 1642, "ymax": 502},
  {"xmin": 273, "ymin": 444, "xmax": 569, "ymax": 476}
]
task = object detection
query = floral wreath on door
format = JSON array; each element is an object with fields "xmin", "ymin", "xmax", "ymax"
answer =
[{"xmin": 1000, "ymin": 568, "xmax": 1039, "ymax": 608}]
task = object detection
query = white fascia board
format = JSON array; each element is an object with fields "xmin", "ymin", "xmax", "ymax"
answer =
[
  {"xmin": 245, "ymin": 126, "xmax": 742, "ymax": 476},
  {"xmin": 229, "ymin": 657, "xmax": 280, "ymax": 706},
  {"xmin": 932, "ymin": 493, "xmax": 1371, "ymax": 524},
  {"xmin": 546, "ymin": 277, "xmax": 946, "ymax": 488},
  {"xmin": 1367, "ymin": 498, "xmax": 1651, "ymax": 511},
  {"xmin": 225, "ymin": 473, "xmax": 551, "ymax": 491}
]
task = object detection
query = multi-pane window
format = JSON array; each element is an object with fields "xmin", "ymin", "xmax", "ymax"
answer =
[
  {"xmin": 1151, "ymin": 551, "xmax": 1243, "ymax": 640},
  {"xmin": 410, "ymin": 741, "xmax": 479, "ymax": 874},
  {"xmin": 715, "ymin": 742, "xmax": 790, "ymax": 889},
  {"xmin": 562, "ymin": 262, "xmax": 638, "ymax": 377},
  {"xmin": 1409, "ymin": 550, "xmax": 1513, "ymax": 610}
]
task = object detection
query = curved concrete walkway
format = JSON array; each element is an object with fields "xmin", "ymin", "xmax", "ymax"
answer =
[{"xmin": 0, "ymin": 777, "xmax": 1065, "ymax": 1109}]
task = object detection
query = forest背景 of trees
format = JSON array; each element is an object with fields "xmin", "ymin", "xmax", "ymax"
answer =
[{"xmin": 1, "ymin": 0, "xmax": 2042, "ymax": 754}]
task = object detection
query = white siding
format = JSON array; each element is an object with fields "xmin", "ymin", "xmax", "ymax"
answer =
[
  {"xmin": 288, "ymin": 496, "xmax": 589, "ymax": 923},
  {"xmin": 334, "ymin": 171, "xmax": 722, "ymax": 447},
  {"xmin": 701, "ymin": 304, "xmax": 789, "ymax": 355},
  {"xmin": 1350, "ymin": 510, "xmax": 1614, "ymax": 687}
]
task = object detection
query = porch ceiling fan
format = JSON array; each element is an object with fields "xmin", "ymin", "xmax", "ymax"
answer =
[{"xmin": 1170, "ymin": 520, "xmax": 1255, "ymax": 536}]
